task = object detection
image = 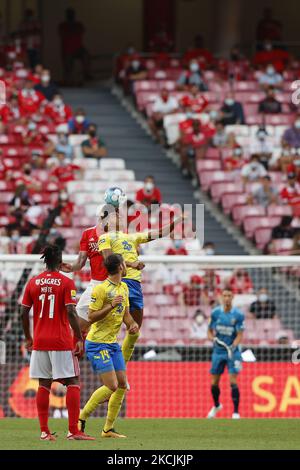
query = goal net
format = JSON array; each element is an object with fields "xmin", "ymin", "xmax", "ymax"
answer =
[{"xmin": 1, "ymin": 254, "xmax": 300, "ymax": 419}]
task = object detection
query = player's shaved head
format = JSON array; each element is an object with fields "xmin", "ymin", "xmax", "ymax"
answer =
[{"xmin": 104, "ymin": 254, "xmax": 124, "ymax": 275}]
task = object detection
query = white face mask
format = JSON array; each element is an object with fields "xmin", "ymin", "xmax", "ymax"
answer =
[
  {"xmin": 265, "ymin": 43, "xmax": 272, "ymax": 51},
  {"xmin": 41, "ymin": 75, "xmax": 50, "ymax": 83},
  {"xmin": 28, "ymin": 122, "xmax": 37, "ymax": 131},
  {"xmin": 11, "ymin": 234, "xmax": 20, "ymax": 242},
  {"xmin": 132, "ymin": 60, "xmax": 140, "ymax": 69},
  {"xmin": 54, "ymin": 98, "xmax": 63, "ymax": 106},
  {"xmin": 295, "ymin": 120, "xmax": 300, "ymax": 129},
  {"xmin": 225, "ymin": 98, "xmax": 234, "ymax": 106},
  {"xmin": 76, "ymin": 115, "xmax": 85, "ymax": 124},
  {"xmin": 190, "ymin": 63, "xmax": 199, "ymax": 72},
  {"xmin": 145, "ymin": 182, "xmax": 154, "ymax": 192},
  {"xmin": 258, "ymin": 293, "xmax": 268, "ymax": 302},
  {"xmin": 204, "ymin": 248, "xmax": 215, "ymax": 256},
  {"xmin": 267, "ymin": 66, "xmax": 275, "ymax": 75}
]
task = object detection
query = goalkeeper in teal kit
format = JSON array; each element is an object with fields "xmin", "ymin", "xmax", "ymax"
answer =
[{"xmin": 207, "ymin": 288, "xmax": 245, "ymax": 419}]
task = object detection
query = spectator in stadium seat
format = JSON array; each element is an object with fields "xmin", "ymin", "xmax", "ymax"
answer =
[
  {"xmin": 241, "ymin": 154, "xmax": 267, "ymax": 182},
  {"xmin": 34, "ymin": 69, "xmax": 59, "ymax": 101},
  {"xmin": 135, "ymin": 175, "xmax": 162, "ymax": 210},
  {"xmin": 177, "ymin": 59, "xmax": 208, "ymax": 91},
  {"xmin": 180, "ymin": 119, "xmax": 208, "ymax": 182},
  {"xmin": 8, "ymin": 229, "xmax": 23, "ymax": 254},
  {"xmin": 148, "ymin": 88, "xmax": 178, "ymax": 145},
  {"xmin": 125, "ymin": 57, "xmax": 147, "ymax": 94},
  {"xmin": 282, "ymin": 115, "xmax": 300, "ymax": 148},
  {"xmin": 190, "ymin": 309, "xmax": 208, "ymax": 340},
  {"xmin": 54, "ymin": 126, "xmax": 74, "ymax": 160},
  {"xmin": 45, "ymin": 94, "xmax": 73, "ymax": 125},
  {"xmin": 166, "ymin": 239, "xmax": 188, "ymax": 256},
  {"xmin": 201, "ymin": 270, "xmax": 222, "ymax": 306},
  {"xmin": 258, "ymin": 64, "xmax": 283, "ymax": 90},
  {"xmin": 280, "ymin": 172, "xmax": 300, "ymax": 205},
  {"xmin": 228, "ymin": 269, "xmax": 253, "ymax": 294},
  {"xmin": 201, "ymin": 241, "xmax": 216, "ymax": 256},
  {"xmin": 81, "ymin": 123, "xmax": 107, "ymax": 161},
  {"xmin": 220, "ymin": 92, "xmax": 245, "ymax": 125},
  {"xmin": 249, "ymin": 127, "xmax": 273, "ymax": 169},
  {"xmin": 58, "ymin": 8, "xmax": 91, "ymax": 85},
  {"xmin": 50, "ymin": 150, "xmax": 82, "ymax": 183},
  {"xmin": 258, "ymin": 86, "xmax": 282, "ymax": 114},
  {"xmin": 68, "ymin": 108, "xmax": 90, "ymax": 134},
  {"xmin": 256, "ymin": 9, "xmax": 282, "ymax": 43},
  {"xmin": 251, "ymin": 175, "xmax": 278, "ymax": 208},
  {"xmin": 210, "ymin": 121, "xmax": 229, "ymax": 148},
  {"xmin": 271, "ymin": 215, "xmax": 296, "ymax": 240},
  {"xmin": 223, "ymin": 145, "xmax": 244, "ymax": 173},
  {"xmin": 181, "ymin": 275, "xmax": 203, "ymax": 307},
  {"xmin": 183, "ymin": 35, "xmax": 214, "ymax": 68},
  {"xmin": 249, "ymin": 288, "xmax": 277, "ymax": 319},
  {"xmin": 179, "ymin": 84, "xmax": 208, "ymax": 114},
  {"xmin": 18, "ymin": 79, "xmax": 45, "ymax": 116},
  {"xmin": 25, "ymin": 228, "xmax": 40, "ymax": 254}
]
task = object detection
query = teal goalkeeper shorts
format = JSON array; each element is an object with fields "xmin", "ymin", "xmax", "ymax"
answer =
[{"xmin": 85, "ymin": 340, "xmax": 126, "ymax": 374}]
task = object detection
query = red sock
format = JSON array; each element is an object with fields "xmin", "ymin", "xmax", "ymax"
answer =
[
  {"xmin": 36, "ymin": 386, "xmax": 50, "ymax": 434},
  {"xmin": 66, "ymin": 385, "xmax": 81, "ymax": 435}
]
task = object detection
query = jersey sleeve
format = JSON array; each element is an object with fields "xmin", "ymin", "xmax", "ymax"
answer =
[
  {"xmin": 236, "ymin": 311, "xmax": 245, "ymax": 331},
  {"xmin": 130, "ymin": 232, "xmax": 150, "ymax": 246},
  {"xmin": 21, "ymin": 281, "xmax": 33, "ymax": 307},
  {"xmin": 98, "ymin": 233, "xmax": 112, "ymax": 252},
  {"xmin": 79, "ymin": 230, "xmax": 88, "ymax": 251},
  {"xmin": 208, "ymin": 308, "xmax": 218, "ymax": 330},
  {"xmin": 89, "ymin": 285, "xmax": 105, "ymax": 311},
  {"xmin": 64, "ymin": 278, "xmax": 77, "ymax": 306}
]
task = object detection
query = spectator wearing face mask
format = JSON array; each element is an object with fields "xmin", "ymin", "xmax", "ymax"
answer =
[
  {"xmin": 180, "ymin": 84, "xmax": 208, "ymax": 114},
  {"xmin": 81, "ymin": 124, "xmax": 107, "ymax": 161},
  {"xmin": 241, "ymin": 154, "xmax": 267, "ymax": 183},
  {"xmin": 282, "ymin": 116, "xmax": 300, "ymax": 148},
  {"xmin": 68, "ymin": 108, "xmax": 90, "ymax": 134},
  {"xmin": 183, "ymin": 35, "xmax": 214, "ymax": 69},
  {"xmin": 34, "ymin": 69, "xmax": 59, "ymax": 101},
  {"xmin": 148, "ymin": 88, "xmax": 179, "ymax": 145},
  {"xmin": 25, "ymin": 228, "xmax": 41, "ymax": 254},
  {"xmin": 18, "ymin": 163, "xmax": 42, "ymax": 193},
  {"xmin": 210, "ymin": 121, "xmax": 229, "ymax": 148},
  {"xmin": 201, "ymin": 242, "xmax": 216, "ymax": 256},
  {"xmin": 251, "ymin": 175, "xmax": 278, "ymax": 208},
  {"xmin": 220, "ymin": 92, "xmax": 245, "ymax": 126},
  {"xmin": 254, "ymin": 38, "xmax": 289, "ymax": 73},
  {"xmin": 258, "ymin": 64, "xmax": 283, "ymax": 90},
  {"xmin": 180, "ymin": 119, "xmax": 210, "ymax": 183},
  {"xmin": 177, "ymin": 60, "xmax": 208, "ymax": 92},
  {"xmin": 249, "ymin": 127, "xmax": 273, "ymax": 169},
  {"xmin": 8, "ymin": 229, "xmax": 23, "ymax": 254},
  {"xmin": 22, "ymin": 121, "xmax": 52, "ymax": 149},
  {"xmin": 190, "ymin": 309, "xmax": 208, "ymax": 340},
  {"xmin": 18, "ymin": 79, "xmax": 45, "ymax": 116},
  {"xmin": 45, "ymin": 94, "xmax": 73, "ymax": 125},
  {"xmin": 249, "ymin": 288, "xmax": 277, "ymax": 319},
  {"xmin": 54, "ymin": 126, "xmax": 73, "ymax": 160},
  {"xmin": 135, "ymin": 176, "xmax": 162, "ymax": 210},
  {"xmin": 280, "ymin": 172, "xmax": 300, "ymax": 206},
  {"xmin": 50, "ymin": 150, "xmax": 82, "ymax": 183},
  {"xmin": 223, "ymin": 145, "xmax": 244, "ymax": 172},
  {"xmin": 166, "ymin": 239, "xmax": 188, "ymax": 256},
  {"xmin": 125, "ymin": 56, "xmax": 147, "ymax": 94},
  {"xmin": 259, "ymin": 86, "xmax": 282, "ymax": 114}
]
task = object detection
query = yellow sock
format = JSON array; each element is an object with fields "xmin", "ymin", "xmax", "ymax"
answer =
[
  {"xmin": 121, "ymin": 332, "xmax": 140, "ymax": 364},
  {"xmin": 103, "ymin": 387, "xmax": 127, "ymax": 432},
  {"xmin": 80, "ymin": 386, "xmax": 113, "ymax": 421}
]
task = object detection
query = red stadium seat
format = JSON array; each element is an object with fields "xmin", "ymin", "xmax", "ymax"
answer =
[
  {"xmin": 243, "ymin": 215, "xmax": 281, "ymax": 239},
  {"xmin": 221, "ymin": 193, "xmax": 248, "ymax": 215},
  {"xmin": 197, "ymin": 160, "xmax": 222, "ymax": 172},
  {"xmin": 210, "ymin": 182, "xmax": 244, "ymax": 204},
  {"xmin": 255, "ymin": 227, "xmax": 273, "ymax": 249},
  {"xmin": 199, "ymin": 170, "xmax": 234, "ymax": 193},
  {"xmin": 232, "ymin": 204, "xmax": 265, "ymax": 226}
]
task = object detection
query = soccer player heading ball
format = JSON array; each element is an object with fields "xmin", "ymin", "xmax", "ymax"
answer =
[{"xmin": 207, "ymin": 288, "xmax": 245, "ymax": 419}]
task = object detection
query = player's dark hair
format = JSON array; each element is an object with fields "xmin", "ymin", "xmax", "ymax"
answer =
[
  {"xmin": 40, "ymin": 244, "xmax": 62, "ymax": 271},
  {"xmin": 223, "ymin": 287, "xmax": 233, "ymax": 294},
  {"xmin": 104, "ymin": 254, "xmax": 123, "ymax": 275}
]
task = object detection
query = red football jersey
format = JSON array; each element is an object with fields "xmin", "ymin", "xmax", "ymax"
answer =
[
  {"xmin": 22, "ymin": 271, "xmax": 77, "ymax": 351},
  {"xmin": 79, "ymin": 226, "xmax": 107, "ymax": 281}
]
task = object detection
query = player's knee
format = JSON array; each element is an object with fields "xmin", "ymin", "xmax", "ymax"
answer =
[
  {"xmin": 118, "ymin": 378, "xmax": 127, "ymax": 389},
  {"xmin": 108, "ymin": 382, "xmax": 118, "ymax": 393}
]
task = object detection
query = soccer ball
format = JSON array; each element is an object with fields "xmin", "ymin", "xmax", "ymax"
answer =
[{"xmin": 104, "ymin": 187, "xmax": 126, "ymax": 208}]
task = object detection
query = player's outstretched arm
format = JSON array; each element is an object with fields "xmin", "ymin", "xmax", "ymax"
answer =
[
  {"xmin": 20, "ymin": 305, "xmax": 33, "ymax": 351},
  {"xmin": 67, "ymin": 305, "xmax": 83, "ymax": 355},
  {"xmin": 148, "ymin": 214, "xmax": 186, "ymax": 240},
  {"xmin": 61, "ymin": 251, "xmax": 88, "ymax": 273}
]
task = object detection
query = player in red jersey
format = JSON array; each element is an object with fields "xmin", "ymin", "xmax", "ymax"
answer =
[
  {"xmin": 21, "ymin": 244, "xmax": 95, "ymax": 441},
  {"xmin": 61, "ymin": 207, "xmax": 107, "ymax": 333}
]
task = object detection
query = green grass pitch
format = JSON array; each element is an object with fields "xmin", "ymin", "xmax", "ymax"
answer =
[{"xmin": 0, "ymin": 418, "xmax": 299, "ymax": 450}]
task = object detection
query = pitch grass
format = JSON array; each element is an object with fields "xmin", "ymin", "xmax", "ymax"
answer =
[{"xmin": 0, "ymin": 418, "xmax": 299, "ymax": 450}]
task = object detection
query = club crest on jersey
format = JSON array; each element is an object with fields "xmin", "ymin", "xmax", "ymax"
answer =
[
  {"xmin": 71, "ymin": 290, "xmax": 77, "ymax": 300},
  {"xmin": 122, "ymin": 241, "xmax": 132, "ymax": 251},
  {"xmin": 99, "ymin": 238, "xmax": 106, "ymax": 244},
  {"xmin": 90, "ymin": 296, "xmax": 96, "ymax": 303}
]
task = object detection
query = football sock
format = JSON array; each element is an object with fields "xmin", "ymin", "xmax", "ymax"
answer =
[
  {"xmin": 122, "ymin": 332, "xmax": 140, "ymax": 364},
  {"xmin": 36, "ymin": 386, "xmax": 51, "ymax": 434},
  {"xmin": 211, "ymin": 385, "xmax": 220, "ymax": 407},
  {"xmin": 80, "ymin": 386, "xmax": 113, "ymax": 421},
  {"xmin": 231, "ymin": 384, "xmax": 240, "ymax": 413},
  {"xmin": 66, "ymin": 385, "xmax": 81, "ymax": 435},
  {"xmin": 103, "ymin": 387, "xmax": 127, "ymax": 432}
]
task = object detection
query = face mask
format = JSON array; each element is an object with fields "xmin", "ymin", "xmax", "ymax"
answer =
[
  {"xmin": 32, "ymin": 234, "xmax": 39, "ymax": 241},
  {"xmin": 295, "ymin": 159, "xmax": 300, "ymax": 167},
  {"xmin": 295, "ymin": 120, "xmax": 300, "ymax": 129},
  {"xmin": 58, "ymin": 134, "xmax": 67, "ymax": 144},
  {"xmin": 267, "ymin": 67, "xmax": 275, "ymax": 75},
  {"xmin": 225, "ymin": 98, "xmax": 234, "ymax": 106},
  {"xmin": 127, "ymin": 47, "xmax": 135, "ymax": 55},
  {"xmin": 11, "ymin": 235, "xmax": 19, "ymax": 242},
  {"xmin": 205, "ymin": 248, "xmax": 215, "ymax": 256},
  {"xmin": 28, "ymin": 122, "xmax": 37, "ymax": 131},
  {"xmin": 174, "ymin": 240, "xmax": 183, "ymax": 249},
  {"xmin": 234, "ymin": 148, "xmax": 242, "ymax": 156},
  {"xmin": 145, "ymin": 182, "xmax": 154, "ymax": 192},
  {"xmin": 265, "ymin": 43, "xmax": 272, "ymax": 51},
  {"xmin": 257, "ymin": 132, "xmax": 266, "ymax": 140},
  {"xmin": 41, "ymin": 75, "xmax": 50, "ymax": 83},
  {"xmin": 76, "ymin": 115, "xmax": 85, "ymax": 124},
  {"xmin": 60, "ymin": 193, "xmax": 68, "ymax": 201},
  {"xmin": 195, "ymin": 314, "xmax": 204, "ymax": 325},
  {"xmin": 259, "ymin": 293, "xmax": 268, "ymax": 302},
  {"xmin": 210, "ymin": 110, "xmax": 218, "ymax": 120},
  {"xmin": 54, "ymin": 98, "xmax": 63, "ymax": 106},
  {"xmin": 190, "ymin": 63, "xmax": 199, "ymax": 72},
  {"xmin": 132, "ymin": 60, "xmax": 140, "ymax": 69}
]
